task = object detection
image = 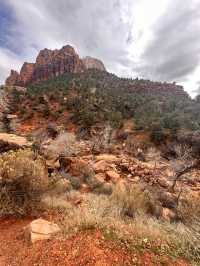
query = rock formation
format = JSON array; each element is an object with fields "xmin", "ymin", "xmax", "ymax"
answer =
[
  {"xmin": 5, "ymin": 45, "xmax": 106, "ymax": 86},
  {"xmin": 0, "ymin": 133, "xmax": 32, "ymax": 152},
  {"xmin": 5, "ymin": 70, "xmax": 20, "ymax": 86},
  {"xmin": 82, "ymin": 56, "xmax": 106, "ymax": 71},
  {"xmin": 24, "ymin": 219, "xmax": 61, "ymax": 244}
]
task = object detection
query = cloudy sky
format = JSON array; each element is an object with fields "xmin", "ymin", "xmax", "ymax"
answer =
[{"xmin": 0, "ymin": 0, "xmax": 200, "ymax": 96}]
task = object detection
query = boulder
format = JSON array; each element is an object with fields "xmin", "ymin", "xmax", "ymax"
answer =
[
  {"xmin": 93, "ymin": 160, "xmax": 111, "ymax": 173},
  {"xmin": 96, "ymin": 154, "xmax": 119, "ymax": 163},
  {"xmin": 0, "ymin": 133, "xmax": 32, "ymax": 152},
  {"xmin": 24, "ymin": 219, "xmax": 61, "ymax": 244},
  {"xmin": 70, "ymin": 158, "xmax": 94, "ymax": 178},
  {"xmin": 157, "ymin": 177, "xmax": 170, "ymax": 188},
  {"xmin": 95, "ymin": 173, "xmax": 106, "ymax": 183},
  {"xmin": 106, "ymin": 170, "xmax": 120, "ymax": 183}
]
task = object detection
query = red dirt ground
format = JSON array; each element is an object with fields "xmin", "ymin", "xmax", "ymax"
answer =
[{"xmin": 0, "ymin": 218, "xmax": 191, "ymax": 266}]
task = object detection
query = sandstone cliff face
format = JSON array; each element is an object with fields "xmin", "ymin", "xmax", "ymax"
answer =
[
  {"xmin": 82, "ymin": 56, "xmax": 106, "ymax": 71},
  {"xmin": 20, "ymin": 63, "xmax": 35, "ymax": 85},
  {"xmin": 6, "ymin": 45, "xmax": 87, "ymax": 86},
  {"xmin": 6, "ymin": 70, "xmax": 20, "ymax": 86}
]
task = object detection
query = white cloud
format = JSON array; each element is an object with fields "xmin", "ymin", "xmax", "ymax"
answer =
[{"xmin": 0, "ymin": 48, "xmax": 22, "ymax": 84}]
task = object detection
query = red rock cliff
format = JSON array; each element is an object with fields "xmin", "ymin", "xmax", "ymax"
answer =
[{"xmin": 6, "ymin": 45, "xmax": 87, "ymax": 86}]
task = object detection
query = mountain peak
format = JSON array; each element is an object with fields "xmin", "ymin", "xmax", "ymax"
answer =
[
  {"xmin": 5, "ymin": 45, "xmax": 106, "ymax": 86},
  {"xmin": 82, "ymin": 56, "xmax": 106, "ymax": 71}
]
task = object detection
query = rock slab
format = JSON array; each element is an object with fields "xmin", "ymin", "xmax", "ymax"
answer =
[{"xmin": 24, "ymin": 218, "xmax": 61, "ymax": 244}]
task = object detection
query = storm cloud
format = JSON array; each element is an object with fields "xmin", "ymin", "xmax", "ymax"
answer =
[
  {"xmin": 0, "ymin": 0, "xmax": 199, "ymax": 95},
  {"xmin": 137, "ymin": 0, "xmax": 200, "ymax": 83}
]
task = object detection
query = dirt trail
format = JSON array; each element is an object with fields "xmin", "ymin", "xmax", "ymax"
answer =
[{"xmin": 0, "ymin": 218, "xmax": 190, "ymax": 266}]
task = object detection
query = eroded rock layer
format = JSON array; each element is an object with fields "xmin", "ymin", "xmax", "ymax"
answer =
[{"xmin": 6, "ymin": 45, "xmax": 106, "ymax": 86}]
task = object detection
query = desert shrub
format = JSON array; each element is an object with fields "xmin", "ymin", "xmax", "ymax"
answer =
[
  {"xmin": 0, "ymin": 149, "xmax": 49, "ymax": 217},
  {"xmin": 45, "ymin": 132, "xmax": 80, "ymax": 159},
  {"xmin": 50, "ymin": 178, "xmax": 72, "ymax": 195},
  {"xmin": 177, "ymin": 192, "xmax": 200, "ymax": 225},
  {"xmin": 93, "ymin": 183, "xmax": 113, "ymax": 195},
  {"xmin": 42, "ymin": 105, "xmax": 50, "ymax": 117},
  {"xmin": 68, "ymin": 176, "xmax": 83, "ymax": 190},
  {"xmin": 52, "ymin": 111, "xmax": 61, "ymax": 119},
  {"xmin": 167, "ymin": 221, "xmax": 200, "ymax": 263},
  {"xmin": 107, "ymin": 111, "xmax": 123, "ymax": 128},
  {"xmin": 2, "ymin": 114, "xmax": 11, "ymax": 133},
  {"xmin": 150, "ymin": 124, "xmax": 165, "ymax": 143},
  {"xmin": 44, "ymin": 190, "xmax": 199, "ymax": 264},
  {"xmin": 47, "ymin": 123, "xmax": 59, "ymax": 138},
  {"xmin": 111, "ymin": 183, "xmax": 157, "ymax": 218}
]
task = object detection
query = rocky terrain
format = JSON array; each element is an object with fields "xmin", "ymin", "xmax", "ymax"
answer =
[{"xmin": 0, "ymin": 44, "xmax": 200, "ymax": 265}]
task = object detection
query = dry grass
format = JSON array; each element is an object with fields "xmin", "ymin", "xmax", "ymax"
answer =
[
  {"xmin": 111, "ymin": 183, "xmax": 157, "ymax": 218},
  {"xmin": 0, "ymin": 149, "xmax": 49, "ymax": 217},
  {"xmin": 45, "ymin": 132, "xmax": 80, "ymax": 159},
  {"xmin": 44, "ymin": 187, "xmax": 200, "ymax": 264},
  {"xmin": 177, "ymin": 192, "xmax": 200, "ymax": 225}
]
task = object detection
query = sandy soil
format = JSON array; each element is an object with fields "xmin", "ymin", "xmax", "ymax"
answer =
[{"xmin": 0, "ymin": 218, "xmax": 190, "ymax": 266}]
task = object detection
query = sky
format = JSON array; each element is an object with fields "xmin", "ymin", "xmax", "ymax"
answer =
[{"xmin": 0, "ymin": 0, "xmax": 200, "ymax": 97}]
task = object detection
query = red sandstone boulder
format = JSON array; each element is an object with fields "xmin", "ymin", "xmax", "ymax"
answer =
[
  {"xmin": 106, "ymin": 170, "xmax": 120, "ymax": 183},
  {"xmin": 93, "ymin": 160, "xmax": 112, "ymax": 173}
]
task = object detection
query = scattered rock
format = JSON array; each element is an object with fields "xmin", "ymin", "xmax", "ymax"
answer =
[
  {"xmin": 46, "ymin": 159, "xmax": 60, "ymax": 169},
  {"xmin": 132, "ymin": 176, "xmax": 140, "ymax": 182},
  {"xmin": 0, "ymin": 133, "xmax": 32, "ymax": 152},
  {"xmin": 95, "ymin": 173, "xmax": 106, "ymax": 183},
  {"xmin": 106, "ymin": 170, "xmax": 120, "ymax": 183},
  {"xmin": 93, "ymin": 160, "xmax": 112, "ymax": 173},
  {"xmin": 70, "ymin": 158, "xmax": 94, "ymax": 178},
  {"xmin": 96, "ymin": 154, "xmax": 119, "ymax": 163},
  {"xmin": 24, "ymin": 219, "xmax": 61, "ymax": 244},
  {"xmin": 157, "ymin": 178, "xmax": 170, "ymax": 188}
]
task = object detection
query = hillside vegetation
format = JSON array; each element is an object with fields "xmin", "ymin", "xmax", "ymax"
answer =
[
  {"xmin": 1, "ymin": 70, "xmax": 200, "ymax": 265},
  {"xmin": 6, "ymin": 69, "xmax": 200, "ymax": 143}
]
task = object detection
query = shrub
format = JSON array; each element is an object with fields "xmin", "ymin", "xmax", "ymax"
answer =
[
  {"xmin": 42, "ymin": 105, "xmax": 50, "ymax": 117},
  {"xmin": 47, "ymin": 123, "xmax": 59, "ymax": 138},
  {"xmin": 111, "ymin": 183, "xmax": 156, "ymax": 218},
  {"xmin": 150, "ymin": 125, "xmax": 165, "ymax": 143},
  {"xmin": 177, "ymin": 192, "xmax": 200, "ymax": 225},
  {"xmin": 45, "ymin": 132, "xmax": 80, "ymax": 159},
  {"xmin": 93, "ymin": 183, "xmax": 113, "ymax": 195},
  {"xmin": 69, "ymin": 177, "xmax": 82, "ymax": 190},
  {"xmin": 0, "ymin": 149, "xmax": 49, "ymax": 217}
]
